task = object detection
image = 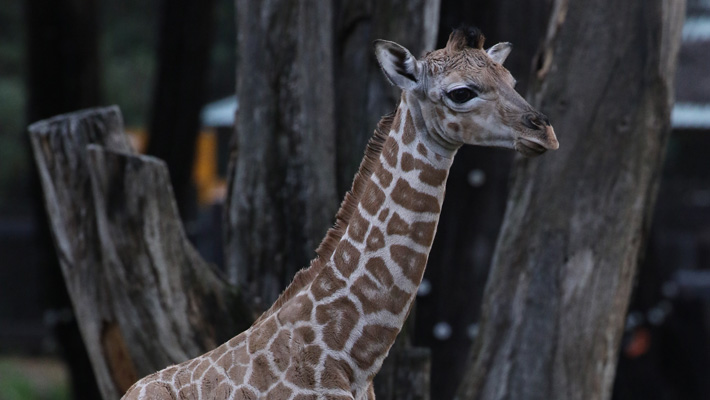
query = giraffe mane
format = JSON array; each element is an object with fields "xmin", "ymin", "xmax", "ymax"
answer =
[{"xmin": 253, "ymin": 110, "xmax": 395, "ymax": 324}]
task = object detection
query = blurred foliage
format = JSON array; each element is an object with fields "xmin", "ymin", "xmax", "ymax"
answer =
[
  {"xmin": 0, "ymin": 1, "xmax": 27, "ymax": 214},
  {"xmin": 207, "ymin": 0, "xmax": 237, "ymax": 104},
  {"xmin": 0, "ymin": 359, "xmax": 70, "ymax": 400},
  {"xmin": 100, "ymin": 0, "xmax": 158, "ymax": 128},
  {"xmin": 0, "ymin": 0, "xmax": 235, "ymax": 214}
]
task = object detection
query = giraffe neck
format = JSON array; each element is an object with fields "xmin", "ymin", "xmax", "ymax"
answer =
[
  {"xmin": 306, "ymin": 92, "xmax": 457, "ymax": 393},
  {"xmin": 121, "ymin": 94, "xmax": 459, "ymax": 400}
]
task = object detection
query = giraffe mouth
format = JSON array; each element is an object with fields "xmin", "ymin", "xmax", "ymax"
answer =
[{"xmin": 514, "ymin": 137, "xmax": 548, "ymax": 157}]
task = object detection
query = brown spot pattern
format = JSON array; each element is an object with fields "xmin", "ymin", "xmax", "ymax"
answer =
[
  {"xmin": 378, "ymin": 208, "xmax": 390, "ymax": 222},
  {"xmin": 365, "ymin": 227, "xmax": 385, "ymax": 252},
  {"xmin": 159, "ymin": 366, "xmax": 178, "ymax": 381},
  {"xmin": 417, "ymin": 143, "xmax": 428, "ymax": 156},
  {"xmin": 333, "ymin": 240, "xmax": 361, "ymax": 278},
  {"xmin": 375, "ymin": 166, "xmax": 393, "ymax": 188},
  {"xmin": 293, "ymin": 395, "xmax": 319, "ymax": 400},
  {"xmin": 410, "ymin": 221, "xmax": 438, "ymax": 246},
  {"xmin": 400, "ymin": 152, "xmax": 415, "ymax": 172},
  {"xmin": 390, "ymin": 244, "xmax": 428, "ymax": 283},
  {"xmin": 402, "ymin": 111, "xmax": 416, "ymax": 144},
  {"xmin": 214, "ymin": 383, "xmax": 232, "ymax": 399},
  {"xmin": 226, "ymin": 364, "xmax": 248, "ymax": 383},
  {"xmin": 311, "ymin": 267, "xmax": 346, "ymax": 301},
  {"xmin": 391, "ymin": 108, "xmax": 402, "ymax": 133},
  {"xmin": 227, "ymin": 332, "xmax": 246, "ymax": 348},
  {"xmin": 415, "ymin": 159, "xmax": 448, "ymax": 187},
  {"xmin": 322, "ymin": 356, "xmax": 354, "ymax": 390},
  {"xmin": 137, "ymin": 383, "xmax": 173, "ymax": 399},
  {"xmin": 277, "ymin": 293, "xmax": 313, "ymax": 324},
  {"xmin": 391, "ymin": 179, "xmax": 441, "ymax": 213},
  {"xmin": 352, "ymin": 275, "xmax": 409, "ymax": 315},
  {"xmin": 177, "ymin": 385, "xmax": 198, "ymax": 399},
  {"xmin": 316, "ymin": 297, "xmax": 359, "ymax": 350},
  {"xmin": 399, "ymin": 155, "xmax": 449, "ymax": 187},
  {"xmin": 386, "ymin": 213, "xmax": 437, "ymax": 246},
  {"xmin": 234, "ymin": 387, "xmax": 258, "ymax": 400},
  {"xmin": 435, "ymin": 107, "xmax": 446, "ymax": 120},
  {"xmin": 382, "ymin": 138, "xmax": 399, "ymax": 167},
  {"xmin": 350, "ymin": 325, "xmax": 399, "ymax": 370},
  {"xmin": 365, "ymin": 257, "xmax": 394, "ymax": 287},
  {"xmin": 208, "ymin": 344, "xmax": 227, "ymax": 363},
  {"xmin": 234, "ymin": 342, "xmax": 249, "ymax": 365},
  {"xmin": 270, "ymin": 330, "xmax": 291, "ymax": 372},
  {"xmin": 294, "ymin": 326, "xmax": 316, "ymax": 344},
  {"xmin": 386, "ymin": 212, "xmax": 409, "ymax": 237},
  {"xmin": 347, "ymin": 211, "xmax": 369, "ymax": 243},
  {"xmin": 361, "ymin": 183, "xmax": 386, "ymax": 216},
  {"xmin": 200, "ymin": 367, "xmax": 221, "ymax": 397},
  {"xmin": 192, "ymin": 359, "xmax": 210, "ymax": 379},
  {"xmin": 285, "ymin": 345, "xmax": 321, "ymax": 389},
  {"xmin": 265, "ymin": 383, "xmax": 292, "ymax": 400},
  {"xmin": 286, "ymin": 360, "xmax": 316, "ymax": 390},
  {"xmin": 249, "ymin": 354, "xmax": 277, "ymax": 392},
  {"xmin": 247, "ymin": 317, "xmax": 278, "ymax": 353}
]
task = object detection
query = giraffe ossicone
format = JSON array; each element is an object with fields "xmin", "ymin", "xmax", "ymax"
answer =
[{"xmin": 122, "ymin": 26, "xmax": 558, "ymax": 400}]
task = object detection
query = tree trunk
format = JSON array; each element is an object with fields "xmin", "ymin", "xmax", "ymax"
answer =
[
  {"xmin": 146, "ymin": 0, "xmax": 216, "ymax": 219},
  {"xmin": 456, "ymin": 1, "xmax": 686, "ymax": 400},
  {"xmin": 226, "ymin": 0, "xmax": 338, "ymax": 311},
  {"xmin": 29, "ymin": 107, "xmax": 250, "ymax": 400}
]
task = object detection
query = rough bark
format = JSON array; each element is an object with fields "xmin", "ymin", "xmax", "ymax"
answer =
[
  {"xmin": 146, "ymin": 0, "xmax": 216, "ymax": 219},
  {"xmin": 456, "ymin": 1, "xmax": 686, "ymax": 400},
  {"xmin": 29, "ymin": 107, "xmax": 250, "ymax": 400},
  {"xmin": 226, "ymin": 0, "xmax": 338, "ymax": 311}
]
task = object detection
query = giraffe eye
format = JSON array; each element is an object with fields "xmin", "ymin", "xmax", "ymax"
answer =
[{"xmin": 446, "ymin": 88, "xmax": 477, "ymax": 104}]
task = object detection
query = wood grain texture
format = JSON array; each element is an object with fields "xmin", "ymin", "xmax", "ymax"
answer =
[
  {"xmin": 456, "ymin": 1, "xmax": 686, "ymax": 399},
  {"xmin": 226, "ymin": 0, "xmax": 339, "ymax": 311},
  {"xmin": 29, "ymin": 107, "xmax": 250, "ymax": 399}
]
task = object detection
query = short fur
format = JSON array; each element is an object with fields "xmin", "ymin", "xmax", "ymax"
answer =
[{"xmin": 253, "ymin": 112, "xmax": 395, "ymax": 324}]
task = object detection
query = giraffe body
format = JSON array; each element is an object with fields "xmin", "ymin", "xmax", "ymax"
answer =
[{"xmin": 122, "ymin": 27, "xmax": 558, "ymax": 400}]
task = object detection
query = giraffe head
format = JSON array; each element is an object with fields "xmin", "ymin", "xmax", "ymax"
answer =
[{"xmin": 375, "ymin": 27, "xmax": 559, "ymax": 156}]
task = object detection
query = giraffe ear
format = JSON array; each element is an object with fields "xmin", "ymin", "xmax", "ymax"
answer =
[
  {"xmin": 487, "ymin": 42, "xmax": 512, "ymax": 64},
  {"xmin": 374, "ymin": 40, "xmax": 422, "ymax": 91}
]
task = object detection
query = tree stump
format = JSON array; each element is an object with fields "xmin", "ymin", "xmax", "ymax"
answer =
[{"xmin": 29, "ymin": 106, "xmax": 250, "ymax": 399}]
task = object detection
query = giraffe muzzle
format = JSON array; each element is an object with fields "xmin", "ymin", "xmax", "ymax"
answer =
[{"xmin": 515, "ymin": 125, "xmax": 559, "ymax": 156}]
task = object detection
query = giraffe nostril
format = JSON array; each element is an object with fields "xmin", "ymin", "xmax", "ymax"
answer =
[{"xmin": 523, "ymin": 113, "xmax": 549, "ymax": 130}]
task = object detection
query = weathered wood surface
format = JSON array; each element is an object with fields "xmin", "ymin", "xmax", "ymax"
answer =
[
  {"xmin": 456, "ymin": 1, "xmax": 686, "ymax": 399},
  {"xmin": 226, "ymin": 0, "xmax": 339, "ymax": 311},
  {"xmin": 29, "ymin": 107, "xmax": 250, "ymax": 399}
]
